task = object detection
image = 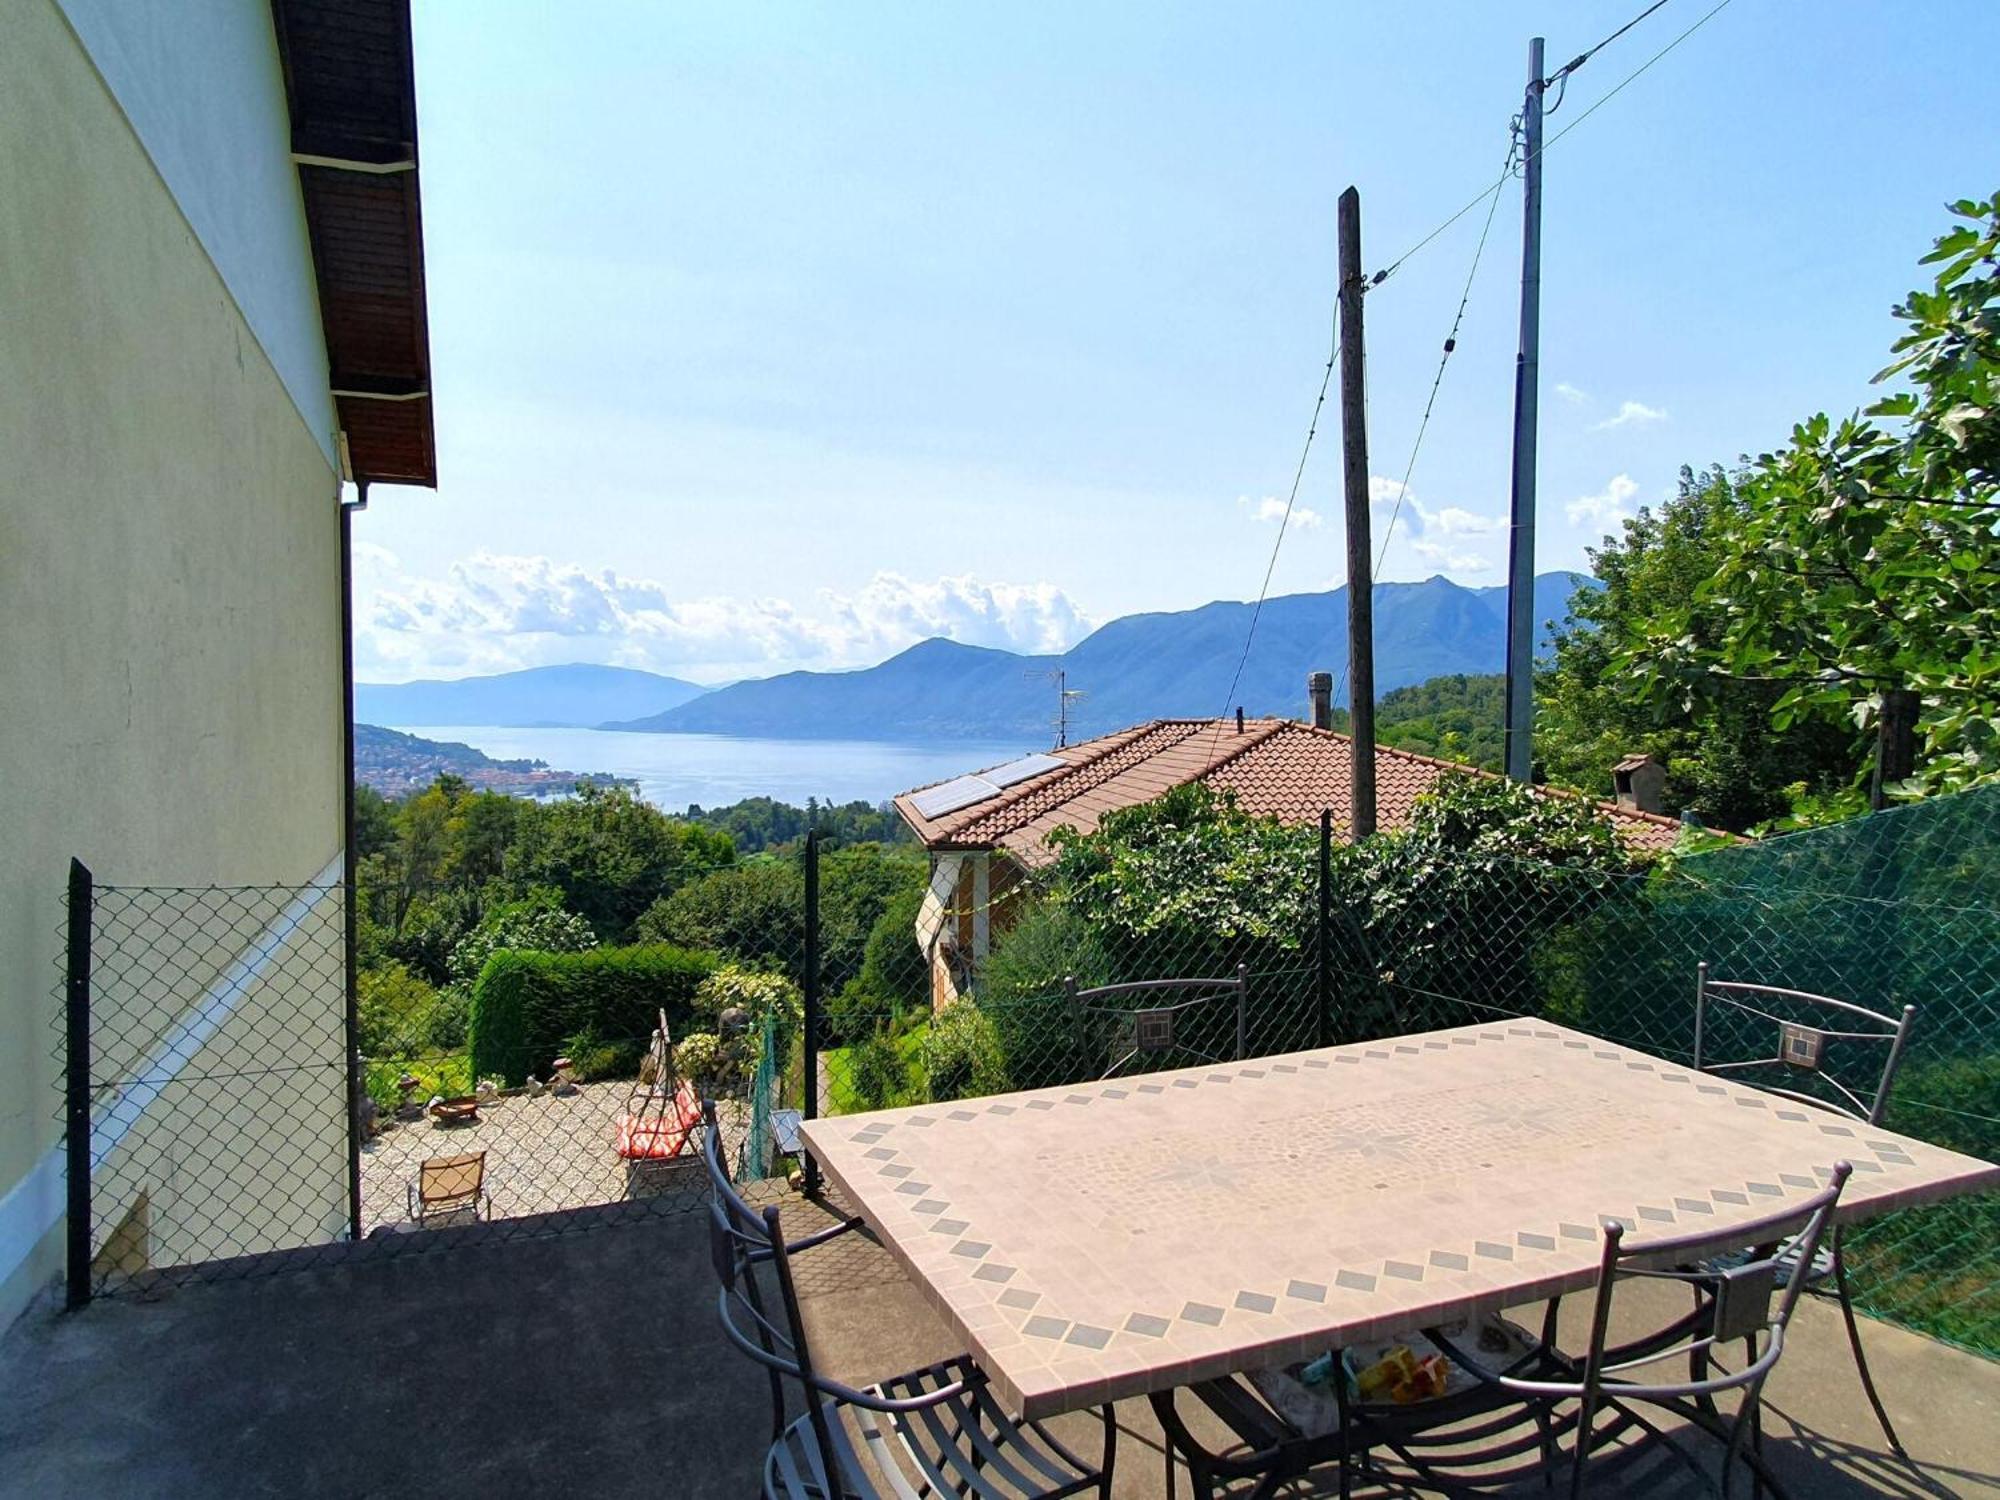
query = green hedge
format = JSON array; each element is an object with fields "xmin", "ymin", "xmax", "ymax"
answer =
[{"xmin": 468, "ymin": 944, "xmax": 722, "ymax": 1085}]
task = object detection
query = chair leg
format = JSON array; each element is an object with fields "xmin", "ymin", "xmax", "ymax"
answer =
[
  {"xmin": 1720, "ymin": 1408, "xmax": 1751, "ymax": 1500},
  {"xmin": 1535, "ymin": 1405, "xmax": 1558, "ymax": 1494},
  {"xmin": 1569, "ymin": 1391, "xmax": 1601, "ymax": 1500},
  {"xmin": 1829, "ymin": 1234, "xmax": 1909, "ymax": 1460},
  {"xmin": 1751, "ymin": 1397, "xmax": 1766, "ymax": 1500}
]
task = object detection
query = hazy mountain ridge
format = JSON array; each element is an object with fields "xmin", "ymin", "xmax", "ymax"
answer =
[
  {"xmin": 607, "ymin": 573, "xmax": 1594, "ymax": 742},
  {"xmin": 355, "ymin": 663, "xmax": 706, "ymax": 727}
]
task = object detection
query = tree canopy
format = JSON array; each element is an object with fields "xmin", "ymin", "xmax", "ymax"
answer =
[
  {"xmin": 1545, "ymin": 194, "xmax": 2000, "ymax": 825},
  {"xmin": 1537, "ymin": 467, "xmax": 1859, "ymax": 831},
  {"xmin": 676, "ymin": 795, "xmax": 911, "ymax": 853}
]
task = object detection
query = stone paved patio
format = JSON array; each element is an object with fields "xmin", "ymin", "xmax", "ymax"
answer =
[{"xmin": 2, "ymin": 1190, "xmax": 1995, "ymax": 1498}]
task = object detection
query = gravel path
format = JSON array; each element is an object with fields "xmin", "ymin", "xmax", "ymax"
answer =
[{"xmin": 359, "ymin": 1080, "xmax": 757, "ymax": 1233}]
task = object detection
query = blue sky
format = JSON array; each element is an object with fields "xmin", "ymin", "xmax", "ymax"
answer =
[{"xmin": 353, "ymin": 1, "xmax": 2000, "ymax": 684}]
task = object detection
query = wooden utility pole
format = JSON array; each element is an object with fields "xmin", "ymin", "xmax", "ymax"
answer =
[
  {"xmin": 1338, "ymin": 185, "xmax": 1377, "ymax": 838},
  {"xmin": 1502, "ymin": 37, "xmax": 1546, "ymax": 782}
]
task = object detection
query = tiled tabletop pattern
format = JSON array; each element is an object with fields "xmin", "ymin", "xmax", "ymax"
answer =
[{"xmin": 800, "ymin": 1020, "xmax": 2000, "ymax": 1420}]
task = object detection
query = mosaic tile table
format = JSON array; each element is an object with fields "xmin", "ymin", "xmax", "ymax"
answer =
[{"xmin": 799, "ymin": 1020, "xmax": 2000, "ymax": 1420}]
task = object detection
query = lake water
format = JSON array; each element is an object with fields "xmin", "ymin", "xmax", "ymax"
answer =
[{"xmin": 397, "ymin": 726, "xmax": 1035, "ymax": 812}]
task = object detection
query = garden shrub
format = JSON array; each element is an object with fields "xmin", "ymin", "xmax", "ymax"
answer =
[
  {"xmin": 636, "ymin": 843, "xmax": 923, "ymax": 994},
  {"xmin": 673, "ymin": 1031, "xmax": 725, "ymax": 1093},
  {"xmin": 469, "ymin": 943, "xmax": 721, "ymax": 1085},
  {"xmin": 560, "ymin": 1021, "xmax": 646, "ymax": 1082},
  {"xmin": 976, "ymin": 900, "xmax": 1108, "ymax": 1089},
  {"xmin": 825, "ymin": 978, "xmax": 895, "ymax": 1049},
  {"xmin": 848, "ymin": 1028, "xmax": 913, "ymax": 1110},
  {"xmin": 693, "ymin": 964, "xmax": 803, "ymax": 1059},
  {"xmin": 922, "ymin": 1000, "xmax": 1009, "ymax": 1102},
  {"xmin": 356, "ymin": 961, "xmax": 439, "ymax": 1058},
  {"xmin": 385, "ymin": 886, "xmax": 481, "ymax": 987},
  {"xmin": 446, "ymin": 888, "xmax": 597, "ymax": 988},
  {"xmin": 425, "ymin": 985, "xmax": 471, "ymax": 1052},
  {"xmin": 363, "ymin": 1052, "xmax": 472, "ymax": 1116},
  {"xmin": 855, "ymin": 883, "xmax": 929, "ymax": 1008}
]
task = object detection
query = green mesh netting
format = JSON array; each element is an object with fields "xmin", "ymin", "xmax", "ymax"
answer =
[{"xmin": 1341, "ymin": 786, "xmax": 2000, "ymax": 1358}]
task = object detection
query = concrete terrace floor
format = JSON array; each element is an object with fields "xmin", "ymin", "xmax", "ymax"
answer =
[{"xmin": 2, "ymin": 1195, "xmax": 1996, "ymax": 1500}]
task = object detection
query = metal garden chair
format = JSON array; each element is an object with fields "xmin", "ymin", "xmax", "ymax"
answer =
[
  {"xmin": 1063, "ymin": 966, "xmax": 1249, "ymax": 1080},
  {"xmin": 698, "ymin": 1101, "xmax": 1116, "ymax": 1499},
  {"xmin": 1693, "ymin": 963, "xmax": 1918, "ymax": 1455},
  {"xmin": 1151, "ymin": 1165, "xmax": 1853, "ymax": 1500},
  {"xmin": 1465, "ymin": 1161, "xmax": 1853, "ymax": 1500}
]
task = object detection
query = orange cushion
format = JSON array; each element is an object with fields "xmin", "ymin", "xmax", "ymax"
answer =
[{"xmin": 614, "ymin": 1083, "xmax": 703, "ymax": 1159}]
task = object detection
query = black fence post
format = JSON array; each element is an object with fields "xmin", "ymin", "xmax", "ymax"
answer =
[
  {"xmin": 1316, "ymin": 810, "xmax": 1333, "ymax": 1048},
  {"xmin": 64, "ymin": 857, "xmax": 93, "ymax": 1311},
  {"xmin": 801, "ymin": 828, "xmax": 822, "ymax": 1196}
]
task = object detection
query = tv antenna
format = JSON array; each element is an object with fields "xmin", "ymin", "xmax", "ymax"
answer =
[{"xmin": 1026, "ymin": 668, "xmax": 1086, "ymax": 748}]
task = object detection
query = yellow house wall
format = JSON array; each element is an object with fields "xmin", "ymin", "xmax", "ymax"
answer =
[{"xmin": 0, "ymin": 0, "xmax": 347, "ymax": 1325}]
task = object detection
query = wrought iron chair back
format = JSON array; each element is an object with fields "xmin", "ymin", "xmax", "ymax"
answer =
[
  {"xmin": 1064, "ymin": 965, "xmax": 1249, "ymax": 1079},
  {"xmin": 1694, "ymin": 962, "xmax": 1917, "ymax": 1125},
  {"xmin": 698, "ymin": 1100, "xmax": 979, "ymax": 1493},
  {"xmin": 1493, "ymin": 1161, "xmax": 1851, "ymax": 1499}
]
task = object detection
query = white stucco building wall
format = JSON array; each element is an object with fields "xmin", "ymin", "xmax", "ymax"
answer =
[{"xmin": 0, "ymin": 0, "xmax": 350, "ymax": 1327}]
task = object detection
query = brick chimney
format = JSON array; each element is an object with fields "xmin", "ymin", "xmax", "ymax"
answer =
[
  {"xmin": 1307, "ymin": 672, "xmax": 1333, "ymax": 731},
  {"xmin": 1612, "ymin": 753, "xmax": 1666, "ymax": 815}
]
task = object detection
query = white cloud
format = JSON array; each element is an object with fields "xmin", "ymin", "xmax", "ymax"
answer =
[
  {"xmin": 355, "ymin": 551, "xmax": 1096, "ymax": 682},
  {"xmin": 1354, "ymin": 477, "xmax": 1505, "ymax": 581},
  {"xmin": 1432, "ymin": 505, "xmax": 1501, "ymax": 535},
  {"xmin": 1566, "ymin": 474, "xmax": 1640, "ymax": 530},
  {"xmin": 1237, "ymin": 495, "xmax": 1322, "ymax": 529},
  {"xmin": 1369, "ymin": 478, "xmax": 1501, "ymax": 536},
  {"xmin": 1409, "ymin": 539, "xmax": 1494, "ymax": 572},
  {"xmin": 1555, "ymin": 382, "xmax": 1590, "ymax": 405},
  {"xmin": 1592, "ymin": 399, "xmax": 1667, "ymax": 431}
]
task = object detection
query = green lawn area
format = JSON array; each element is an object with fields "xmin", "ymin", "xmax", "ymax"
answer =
[
  {"xmin": 824, "ymin": 1021, "xmax": 929, "ymax": 1114},
  {"xmin": 364, "ymin": 1050, "xmax": 473, "ymax": 1115}
]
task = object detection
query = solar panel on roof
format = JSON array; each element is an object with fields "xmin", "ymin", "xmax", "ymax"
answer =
[
  {"xmin": 910, "ymin": 775, "xmax": 1002, "ymax": 820},
  {"xmin": 983, "ymin": 753, "xmax": 1065, "ymax": 788}
]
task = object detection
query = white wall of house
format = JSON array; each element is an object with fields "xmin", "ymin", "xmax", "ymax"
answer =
[
  {"xmin": 0, "ymin": 0, "xmax": 348, "ymax": 1327},
  {"xmin": 54, "ymin": 0, "xmax": 340, "ymax": 467}
]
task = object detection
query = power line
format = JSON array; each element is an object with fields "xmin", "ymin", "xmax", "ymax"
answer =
[
  {"xmin": 1538, "ymin": 0, "xmax": 1735, "ymax": 156},
  {"xmin": 1330, "ymin": 129, "xmax": 1515, "ymax": 716},
  {"xmin": 1548, "ymin": 0, "xmax": 1674, "ymax": 85},
  {"xmin": 1220, "ymin": 0, "xmax": 1733, "ymax": 734},
  {"xmin": 1211, "ymin": 293, "xmax": 1341, "ymax": 729},
  {"xmin": 1370, "ymin": 0, "xmax": 1734, "ymax": 288},
  {"xmin": 1375, "ymin": 135, "xmax": 1515, "ymax": 583}
]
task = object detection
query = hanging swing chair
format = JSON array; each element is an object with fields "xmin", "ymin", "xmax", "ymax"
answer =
[{"xmin": 615, "ymin": 1010, "xmax": 704, "ymax": 1192}]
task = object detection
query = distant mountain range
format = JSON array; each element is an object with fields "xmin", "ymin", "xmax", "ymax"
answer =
[
  {"xmin": 605, "ymin": 573, "xmax": 1593, "ymax": 742},
  {"xmin": 355, "ymin": 663, "xmax": 705, "ymax": 727}
]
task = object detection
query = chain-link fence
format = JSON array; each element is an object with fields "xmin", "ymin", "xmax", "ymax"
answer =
[
  {"xmin": 57, "ymin": 873, "xmax": 350, "ymax": 1299},
  {"xmin": 812, "ymin": 790, "xmax": 1999, "ymax": 1361},
  {"xmin": 57, "ymin": 789, "xmax": 1998, "ymax": 1358},
  {"xmin": 1307, "ymin": 791, "xmax": 1999, "ymax": 1359},
  {"xmin": 57, "ymin": 857, "xmax": 803, "ymax": 1299}
]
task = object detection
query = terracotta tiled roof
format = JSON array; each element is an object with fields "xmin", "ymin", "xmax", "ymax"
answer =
[{"xmin": 893, "ymin": 718, "xmax": 1691, "ymax": 866}]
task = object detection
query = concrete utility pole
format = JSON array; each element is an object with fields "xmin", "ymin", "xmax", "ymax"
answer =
[
  {"xmin": 1502, "ymin": 36, "xmax": 1545, "ymax": 783},
  {"xmin": 1337, "ymin": 185, "xmax": 1377, "ymax": 838}
]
